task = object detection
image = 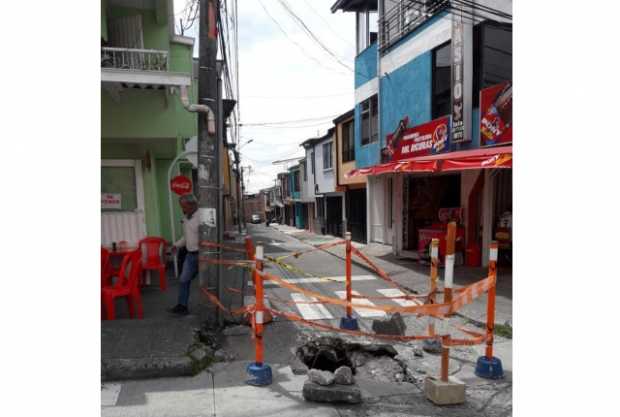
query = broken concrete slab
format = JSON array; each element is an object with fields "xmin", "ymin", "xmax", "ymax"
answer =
[
  {"xmin": 223, "ymin": 324, "xmax": 251, "ymax": 337},
  {"xmin": 355, "ymin": 356, "xmax": 405, "ymax": 384},
  {"xmin": 424, "ymin": 376, "xmax": 466, "ymax": 405},
  {"xmin": 334, "ymin": 366, "xmax": 354, "ymax": 385},
  {"xmin": 302, "ymin": 381, "xmax": 362, "ymax": 404},
  {"xmin": 307, "ymin": 369, "xmax": 335, "ymax": 386},
  {"xmin": 371, "ymin": 312, "xmax": 406, "ymax": 336}
]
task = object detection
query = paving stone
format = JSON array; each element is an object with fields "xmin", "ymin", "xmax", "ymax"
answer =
[
  {"xmin": 371, "ymin": 312, "xmax": 407, "ymax": 336},
  {"xmin": 334, "ymin": 366, "xmax": 354, "ymax": 385},
  {"xmin": 307, "ymin": 369, "xmax": 335, "ymax": 386},
  {"xmin": 355, "ymin": 356, "xmax": 405, "ymax": 383},
  {"xmin": 302, "ymin": 381, "xmax": 362, "ymax": 404},
  {"xmin": 189, "ymin": 345, "xmax": 214, "ymax": 362}
]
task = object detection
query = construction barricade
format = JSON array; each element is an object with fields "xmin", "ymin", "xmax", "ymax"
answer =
[{"xmin": 199, "ymin": 223, "xmax": 504, "ymax": 398}]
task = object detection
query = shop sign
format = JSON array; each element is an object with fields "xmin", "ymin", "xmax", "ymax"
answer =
[
  {"xmin": 385, "ymin": 116, "xmax": 450, "ymax": 162},
  {"xmin": 480, "ymin": 81, "xmax": 512, "ymax": 146},
  {"xmin": 102, "ymin": 193, "xmax": 122, "ymax": 209},
  {"xmin": 170, "ymin": 175, "xmax": 193, "ymax": 195},
  {"xmin": 451, "ymin": 11, "xmax": 468, "ymax": 143}
]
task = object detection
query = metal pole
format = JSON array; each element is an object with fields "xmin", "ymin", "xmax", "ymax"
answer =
[
  {"xmin": 254, "ymin": 245, "xmax": 265, "ymax": 365},
  {"xmin": 444, "ymin": 221, "xmax": 457, "ymax": 307},
  {"xmin": 486, "ymin": 241, "xmax": 498, "ymax": 359},
  {"xmin": 345, "ymin": 231, "xmax": 352, "ymax": 318},
  {"xmin": 198, "ymin": 0, "xmax": 220, "ymax": 326},
  {"xmin": 217, "ymin": 59, "xmax": 224, "ymax": 326},
  {"xmin": 441, "ymin": 335, "xmax": 450, "ymax": 382},
  {"xmin": 428, "ymin": 238, "xmax": 439, "ymax": 336}
]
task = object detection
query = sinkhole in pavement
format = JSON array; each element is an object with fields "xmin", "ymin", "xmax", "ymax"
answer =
[{"xmin": 296, "ymin": 336, "xmax": 409, "ymax": 383}]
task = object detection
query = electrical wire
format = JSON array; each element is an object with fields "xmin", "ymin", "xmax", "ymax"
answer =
[
  {"xmin": 257, "ymin": 0, "xmax": 350, "ymax": 76},
  {"xmin": 240, "ymin": 114, "xmax": 339, "ymax": 127},
  {"xmin": 276, "ymin": 0, "xmax": 354, "ymax": 72},
  {"xmin": 301, "ymin": 0, "xmax": 355, "ymax": 49}
]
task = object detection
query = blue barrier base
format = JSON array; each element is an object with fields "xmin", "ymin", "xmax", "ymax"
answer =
[
  {"xmin": 475, "ymin": 356, "xmax": 504, "ymax": 380},
  {"xmin": 246, "ymin": 362, "xmax": 273, "ymax": 386},
  {"xmin": 340, "ymin": 316, "xmax": 359, "ymax": 331}
]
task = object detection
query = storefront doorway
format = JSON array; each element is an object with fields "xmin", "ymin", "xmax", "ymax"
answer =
[
  {"xmin": 346, "ymin": 188, "xmax": 367, "ymax": 243},
  {"xmin": 403, "ymin": 173, "xmax": 461, "ymax": 252},
  {"xmin": 326, "ymin": 196, "xmax": 343, "ymax": 237}
]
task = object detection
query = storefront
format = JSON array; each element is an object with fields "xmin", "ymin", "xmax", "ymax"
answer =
[{"xmin": 348, "ymin": 105, "xmax": 512, "ymax": 267}]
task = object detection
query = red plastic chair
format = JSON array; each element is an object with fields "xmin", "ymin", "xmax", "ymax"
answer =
[
  {"xmin": 101, "ymin": 247, "xmax": 114, "ymax": 288},
  {"xmin": 138, "ymin": 237, "xmax": 168, "ymax": 291},
  {"xmin": 101, "ymin": 250, "xmax": 144, "ymax": 320}
]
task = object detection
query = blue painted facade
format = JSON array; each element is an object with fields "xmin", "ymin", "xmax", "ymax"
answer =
[
  {"xmin": 354, "ymin": 43, "xmax": 378, "ymax": 88},
  {"xmin": 294, "ymin": 202, "xmax": 304, "ymax": 229},
  {"xmin": 379, "ymin": 52, "xmax": 432, "ymax": 148}
]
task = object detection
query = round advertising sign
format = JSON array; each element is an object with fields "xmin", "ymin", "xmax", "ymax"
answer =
[{"xmin": 170, "ymin": 175, "xmax": 192, "ymax": 195}]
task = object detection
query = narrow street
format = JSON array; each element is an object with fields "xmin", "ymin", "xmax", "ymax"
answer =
[{"xmin": 102, "ymin": 224, "xmax": 511, "ymax": 417}]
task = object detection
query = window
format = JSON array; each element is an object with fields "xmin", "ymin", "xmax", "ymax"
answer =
[
  {"xmin": 356, "ymin": 10, "xmax": 378, "ymax": 54},
  {"xmin": 311, "ymin": 151, "xmax": 315, "ymax": 174},
  {"xmin": 473, "ymin": 22, "xmax": 512, "ymax": 98},
  {"xmin": 322, "ymin": 142, "xmax": 333, "ymax": 170},
  {"xmin": 294, "ymin": 171, "xmax": 300, "ymax": 191},
  {"xmin": 361, "ymin": 95, "xmax": 378, "ymax": 145},
  {"xmin": 432, "ymin": 41, "xmax": 451, "ymax": 119},
  {"xmin": 303, "ymin": 162, "xmax": 307, "ymax": 181},
  {"xmin": 342, "ymin": 120, "xmax": 355, "ymax": 162}
]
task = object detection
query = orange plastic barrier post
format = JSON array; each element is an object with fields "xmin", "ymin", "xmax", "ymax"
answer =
[
  {"xmin": 485, "ymin": 241, "xmax": 498, "ymax": 359},
  {"xmin": 245, "ymin": 236, "xmax": 256, "ymax": 285},
  {"xmin": 441, "ymin": 335, "xmax": 451, "ymax": 382},
  {"xmin": 345, "ymin": 232, "xmax": 353, "ymax": 318},
  {"xmin": 428, "ymin": 238, "xmax": 439, "ymax": 337},
  {"xmin": 444, "ymin": 222, "xmax": 457, "ymax": 307},
  {"xmin": 254, "ymin": 245, "xmax": 265, "ymax": 365}
]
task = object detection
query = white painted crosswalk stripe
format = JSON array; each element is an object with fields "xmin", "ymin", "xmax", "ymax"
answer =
[
  {"xmin": 251, "ymin": 274, "xmax": 376, "ymax": 286},
  {"xmin": 291, "ymin": 293, "xmax": 334, "ymax": 320},
  {"xmin": 101, "ymin": 383, "xmax": 121, "ymax": 407},
  {"xmin": 376, "ymin": 288, "xmax": 423, "ymax": 307},
  {"xmin": 334, "ymin": 290, "xmax": 387, "ymax": 318}
]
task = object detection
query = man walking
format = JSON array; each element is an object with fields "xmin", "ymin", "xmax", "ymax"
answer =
[{"xmin": 168, "ymin": 194, "xmax": 199, "ymax": 315}]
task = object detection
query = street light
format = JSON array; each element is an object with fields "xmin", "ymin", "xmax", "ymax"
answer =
[{"xmin": 239, "ymin": 138, "xmax": 254, "ymax": 149}]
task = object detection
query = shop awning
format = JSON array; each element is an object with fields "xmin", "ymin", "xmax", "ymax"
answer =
[{"xmin": 345, "ymin": 146, "xmax": 512, "ymax": 178}]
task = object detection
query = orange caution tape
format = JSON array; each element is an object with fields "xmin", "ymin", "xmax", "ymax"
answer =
[
  {"xmin": 200, "ymin": 240, "xmax": 248, "ymax": 253},
  {"xmin": 276, "ymin": 239, "xmax": 346, "ymax": 261},
  {"xmin": 267, "ymin": 307, "xmax": 486, "ymax": 346},
  {"xmin": 350, "ymin": 246, "xmax": 418, "ymax": 296}
]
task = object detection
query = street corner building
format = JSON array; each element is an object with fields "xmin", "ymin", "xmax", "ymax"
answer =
[
  {"xmin": 326, "ymin": 0, "xmax": 513, "ymax": 267},
  {"xmin": 101, "ymin": 0, "xmax": 239, "ymax": 246}
]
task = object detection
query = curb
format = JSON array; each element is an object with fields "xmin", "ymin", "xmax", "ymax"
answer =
[{"xmin": 101, "ymin": 356, "xmax": 195, "ymax": 381}]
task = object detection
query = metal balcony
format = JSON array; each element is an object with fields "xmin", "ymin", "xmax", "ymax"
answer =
[
  {"xmin": 379, "ymin": 0, "xmax": 449, "ymax": 52},
  {"xmin": 101, "ymin": 47, "xmax": 169, "ymax": 72}
]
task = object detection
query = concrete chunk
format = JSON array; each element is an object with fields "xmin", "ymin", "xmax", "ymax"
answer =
[
  {"xmin": 307, "ymin": 369, "xmax": 335, "ymax": 386},
  {"xmin": 371, "ymin": 312, "xmax": 406, "ymax": 336},
  {"xmin": 424, "ymin": 376, "xmax": 466, "ymax": 405},
  {"xmin": 302, "ymin": 381, "xmax": 362, "ymax": 404},
  {"xmin": 334, "ymin": 366, "xmax": 354, "ymax": 385}
]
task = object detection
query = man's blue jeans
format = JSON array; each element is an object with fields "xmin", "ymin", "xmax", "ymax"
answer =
[{"xmin": 178, "ymin": 252, "xmax": 199, "ymax": 307}]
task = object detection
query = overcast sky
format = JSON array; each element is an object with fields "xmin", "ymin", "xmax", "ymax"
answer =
[{"xmin": 174, "ymin": 0, "xmax": 356, "ymax": 193}]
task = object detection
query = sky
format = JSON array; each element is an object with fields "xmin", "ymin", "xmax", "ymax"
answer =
[{"xmin": 174, "ymin": 0, "xmax": 356, "ymax": 193}]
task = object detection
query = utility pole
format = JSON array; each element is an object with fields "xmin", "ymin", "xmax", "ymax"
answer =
[
  {"xmin": 233, "ymin": 149, "xmax": 242, "ymax": 233},
  {"xmin": 198, "ymin": 0, "xmax": 220, "ymax": 326}
]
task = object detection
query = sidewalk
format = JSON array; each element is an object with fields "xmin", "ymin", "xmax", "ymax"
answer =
[{"xmin": 269, "ymin": 223, "xmax": 512, "ymax": 329}]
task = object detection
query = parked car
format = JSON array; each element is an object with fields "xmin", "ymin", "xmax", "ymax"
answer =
[{"xmin": 251, "ymin": 214, "xmax": 261, "ymax": 224}]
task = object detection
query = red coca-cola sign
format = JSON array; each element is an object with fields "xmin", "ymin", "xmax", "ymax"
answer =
[
  {"xmin": 480, "ymin": 82, "xmax": 512, "ymax": 147},
  {"xmin": 170, "ymin": 175, "xmax": 192, "ymax": 195},
  {"xmin": 385, "ymin": 116, "xmax": 450, "ymax": 162}
]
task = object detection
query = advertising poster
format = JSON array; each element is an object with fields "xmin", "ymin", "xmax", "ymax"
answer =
[
  {"xmin": 451, "ymin": 11, "xmax": 468, "ymax": 143},
  {"xmin": 385, "ymin": 116, "xmax": 450, "ymax": 162},
  {"xmin": 480, "ymin": 81, "xmax": 512, "ymax": 146},
  {"xmin": 101, "ymin": 193, "xmax": 122, "ymax": 210}
]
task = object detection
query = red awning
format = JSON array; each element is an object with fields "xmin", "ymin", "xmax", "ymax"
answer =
[{"xmin": 346, "ymin": 146, "xmax": 512, "ymax": 178}]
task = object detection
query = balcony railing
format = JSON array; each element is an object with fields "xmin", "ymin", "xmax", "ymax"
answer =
[
  {"xmin": 379, "ymin": 0, "xmax": 450, "ymax": 52},
  {"xmin": 101, "ymin": 47, "xmax": 169, "ymax": 72}
]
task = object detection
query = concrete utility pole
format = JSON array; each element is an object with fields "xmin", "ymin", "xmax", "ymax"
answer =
[{"xmin": 198, "ymin": 0, "xmax": 220, "ymax": 326}]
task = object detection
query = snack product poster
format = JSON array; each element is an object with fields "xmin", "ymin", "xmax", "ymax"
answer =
[
  {"xmin": 480, "ymin": 82, "xmax": 513, "ymax": 146},
  {"xmin": 385, "ymin": 116, "xmax": 450, "ymax": 162}
]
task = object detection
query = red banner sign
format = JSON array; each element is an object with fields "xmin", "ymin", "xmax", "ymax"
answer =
[
  {"xmin": 480, "ymin": 82, "xmax": 512, "ymax": 146},
  {"xmin": 385, "ymin": 116, "xmax": 450, "ymax": 162},
  {"xmin": 170, "ymin": 175, "xmax": 192, "ymax": 195}
]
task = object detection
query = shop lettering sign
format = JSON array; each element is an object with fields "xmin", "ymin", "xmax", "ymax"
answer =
[
  {"xmin": 170, "ymin": 175, "xmax": 193, "ymax": 195},
  {"xmin": 451, "ymin": 11, "xmax": 468, "ymax": 143},
  {"xmin": 385, "ymin": 116, "xmax": 450, "ymax": 162},
  {"xmin": 480, "ymin": 81, "xmax": 512, "ymax": 146},
  {"xmin": 102, "ymin": 193, "xmax": 122, "ymax": 209}
]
